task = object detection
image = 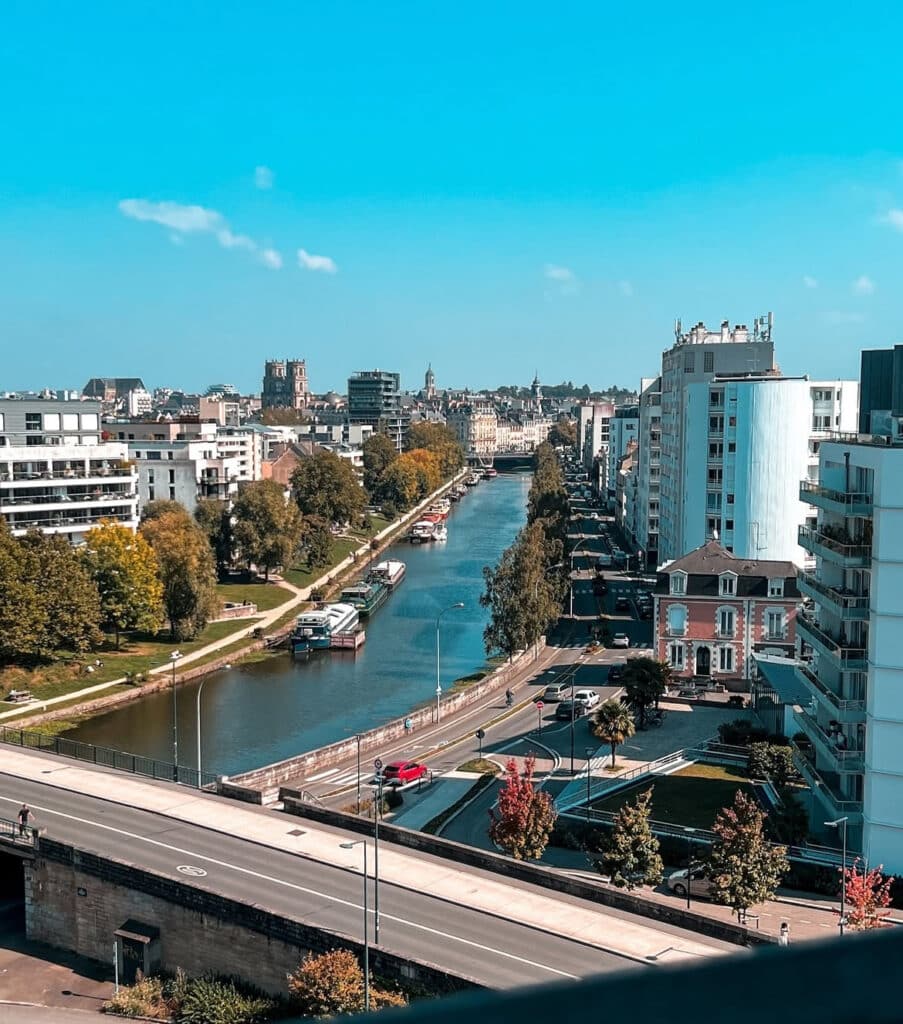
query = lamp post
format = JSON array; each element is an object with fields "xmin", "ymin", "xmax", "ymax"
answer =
[
  {"xmin": 435, "ymin": 603, "xmax": 464, "ymax": 723},
  {"xmin": 339, "ymin": 840, "xmax": 370, "ymax": 1012},
  {"xmin": 373, "ymin": 768, "xmax": 383, "ymax": 944},
  {"xmin": 684, "ymin": 827, "xmax": 697, "ymax": 910},
  {"xmin": 585, "ymin": 746, "xmax": 595, "ymax": 818},
  {"xmin": 170, "ymin": 650, "xmax": 181, "ymax": 781},
  {"xmin": 355, "ymin": 734, "xmax": 362, "ymax": 814},
  {"xmin": 195, "ymin": 665, "xmax": 229, "ymax": 786},
  {"xmin": 825, "ymin": 817, "xmax": 849, "ymax": 935}
]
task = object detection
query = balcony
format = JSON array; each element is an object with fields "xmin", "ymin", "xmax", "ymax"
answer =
[
  {"xmin": 795, "ymin": 663, "xmax": 866, "ymax": 724},
  {"xmin": 796, "ymin": 611, "xmax": 868, "ymax": 671},
  {"xmin": 796, "ymin": 570, "xmax": 870, "ymax": 621},
  {"xmin": 798, "ymin": 525, "xmax": 871, "ymax": 567},
  {"xmin": 791, "ymin": 740, "xmax": 863, "ymax": 817},
  {"xmin": 793, "ymin": 707, "xmax": 864, "ymax": 773},
  {"xmin": 799, "ymin": 481, "xmax": 873, "ymax": 517}
]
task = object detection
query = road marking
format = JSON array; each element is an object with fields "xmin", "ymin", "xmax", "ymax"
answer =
[
  {"xmin": 177, "ymin": 864, "xmax": 207, "ymax": 877},
  {"xmin": 0, "ymin": 794, "xmax": 581, "ymax": 980},
  {"xmin": 305, "ymin": 768, "xmax": 340, "ymax": 782}
]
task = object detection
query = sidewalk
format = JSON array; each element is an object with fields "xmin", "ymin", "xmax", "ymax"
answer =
[{"xmin": 0, "ymin": 746, "xmax": 733, "ymax": 967}]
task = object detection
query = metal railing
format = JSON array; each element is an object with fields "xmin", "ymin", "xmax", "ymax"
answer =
[
  {"xmin": 797, "ymin": 570, "xmax": 870, "ymax": 615},
  {"xmin": 0, "ymin": 815, "xmax": 38, "ymax": 849},
  {"xmin": 796, "ymin": 663, "xmax": 866, "ymax": 714},
  {"xmin": 0, "ymin": 726, "xmax": 218, "ymax": 789},
  {"xmin": 794, "ymin": 708, "xmax": 864, "ymax": 771},
  {"xmin": 797, "ymin": 611, "xmax": 867, "ymax": 664},
  {"xmin": 798, "ymin": 525, "xmax": 871, "ymax": 562},
  {"xmin": 800, "ymin": 480, "xmax": 873, "ymax": 512},
  {"xmin": 791, "ymin": 741, "xmax": 863, "ymax": 815}
]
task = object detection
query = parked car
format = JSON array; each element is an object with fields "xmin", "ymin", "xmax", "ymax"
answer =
[
  {"xmin": 611, "ymin": 633, "xmax": 630, "ymax": 648},
  {"xmin": 382, "ymin": 760, "xmax": 429, "ymax": 784},
  {"xmin": 667, "ymin": 867, "xmax": 715, "ymax": 899},
  {"xmin": 615, "ymin": 596, "xmax": 631, "ymax": 612},
  {"xmin": 638, "ymin": 604, "xmax": 653, "ymax": 621},
  {"xmin": 555, "ymin": 700, "xmax": 586, "ymax": 721},
  {"xmin": 573, "ymin": 688, "xmax": 600, "ymax": 709},
  {"xmin": 607, "ymin": 662, "xmax": 626, "ymax": 682},
  {"xmin": 541, "ymin": 682, "xmax": 571, "ymax": 702}
]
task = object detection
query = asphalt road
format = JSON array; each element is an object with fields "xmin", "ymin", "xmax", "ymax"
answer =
[{"xmin": 0, "ymin": 773, "xmax": 648, "ymax": 989}]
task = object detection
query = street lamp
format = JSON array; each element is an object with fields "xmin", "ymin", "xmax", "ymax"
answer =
[
  {"xmin": 170, "ymin": 650, "xmax": 181, "ymax": 781},
  {"xmin": 195, "ymin": 665, "xmax": 229, "ymax": 786},
  {"xmin": 435, "ymin": 603, "xmax": 464, "ymax": 723},
  {"xmin": 585, "ymin": 746, "xmax": 595, "ymax": 819},
  {"xmin": 683, "ymin": 827, "xmax": 697, "ymax": 910},
  {"xmin": 339, "ymin": 840, "xmax": 370, "ymax": 1012},
  {"xmin": 825, "ymin": 817, "xmax": 849, "ymax": 935}
]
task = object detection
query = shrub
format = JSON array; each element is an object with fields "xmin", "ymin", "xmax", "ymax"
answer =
[
  {"xmin": 381, "ymin": 501, "xmax": 398, "ymax": 520},
  {"xmin": 717, "ymin": 718, "xmax": 768, "ymax": 747},
  {"xmin": 176, "ymin": 975, "xmax": 277, "ymax": 1024},
  {"xmin": 104, "ymin": 973, "xmax": 169, "ymax": 1019},
  {"xmin": 748, "ymin": 742, "xmax": 797, "ymax": 787}
]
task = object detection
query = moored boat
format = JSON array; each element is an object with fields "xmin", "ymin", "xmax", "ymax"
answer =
[
  {"xmin": 409, "ymin": 519, "xmax": 436, "ymax": 543},
  {"xmin": 291, "ymin": 602, "xmax": 360, "ymax": 654},
  {"xmin": 340, "ymin": 578, "xmax": 389, "ymax": 617},
  {"xmin": 433, "ymin": 523, "xmax": 448, "ymax": 541},
  {"xmin": 368, "ymin": 559, "xmax": 406, "ymax": 588},
  {"xmin": 482, "ymin": 467, "xmax": 498, "ymax": 478}
]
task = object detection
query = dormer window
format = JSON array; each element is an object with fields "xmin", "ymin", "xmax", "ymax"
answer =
[
  {"xmin": 719, "ymin": 572, "xmax": 737, "ymax": 597},
  {"xmin": 670, "ymin": 572, "xmax": 686, "ymax": 596},
  {"xmin": 768, "ymin": 579, "xmax": 784, "ymax": 598}
]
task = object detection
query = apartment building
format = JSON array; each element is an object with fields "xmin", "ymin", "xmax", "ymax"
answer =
[
  {"xmin": 447, "ymin": 401, "xmax": 498, "ymax": 456},
  {"xmin": 348, "ymin": 370, "xmax": 408, "ymax": 451},
  {"xmin": 576, "ymin": 402, "xmax": 614, "ymax": 496},
  {"xmin": 635, "ymin": 376, "xmax": 662, "ymax": 568},
  {"xmin": 607, "ymin": 405, "xmax": 639, "ymax": 498},
  {"xmin": 0, "ymin": 398, "xmax": 138, "ymax": 543},
  {"xmin": 655, "ymin": 540, "xmax": 799, "ymax": 682}
]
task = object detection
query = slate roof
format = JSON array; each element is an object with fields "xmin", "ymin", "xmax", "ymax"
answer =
[{"xmin": 655, "ymin": 540, "xmax": 800, "ymax": 599}]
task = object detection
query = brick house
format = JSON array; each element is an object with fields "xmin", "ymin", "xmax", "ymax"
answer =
[{"xmin": 654, "ymin": 540, "xmax": 800, "ymax": 683}]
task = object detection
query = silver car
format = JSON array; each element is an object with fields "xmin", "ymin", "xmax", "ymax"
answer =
[{"xmin": 667, "ymin": 867, "xmax": 715, "ymax": 899}]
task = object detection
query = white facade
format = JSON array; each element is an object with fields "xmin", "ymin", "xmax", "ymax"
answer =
[
  {"xmin": 794, "ymin": 437, "xmax": 903, "ymax": 871},
  {"xmin": 607, "ymin": 407, "xmax": 639, "ymax": 496},
  {"xmin": 129, "ymin": 439, "xmax": 242, "ymax": 513},
  {"xmin": 447, "ymin": 403, "xmax": 498, "ymax": 456},
  {"xmin": 215, "ymin": 427, "xmax": 263, "ymax": 484},
  {"xmin": 635, "ymin": 377, "xmax": 662, "ymax": 566}
]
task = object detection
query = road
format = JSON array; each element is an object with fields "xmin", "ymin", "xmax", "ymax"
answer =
[{"xmin": 0, "ymin": 771, "xmax": 674, "ymax": 990}]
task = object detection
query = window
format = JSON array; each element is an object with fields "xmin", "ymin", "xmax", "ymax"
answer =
[
  {"xmin": 147, "ymin": 470, "xmax": 155, "ymax": 484},
  {"xmin": 704, "ymin": 351, "xmax": 714, "ymax": 373},
  {"xmin": 668, "ymin": 643, "xmax": 685, "ymax": 668},
  {"xmin": 670, "ymin": 572, "xmax": 686, "ymax": 596},
  {"xmin": 25, "ymin": 413, "xmax": 42, "ymax": 430},
  {"xmin": 169, "ymin": 486, "xmax": 176, "ymax": 501},
  {"xmin": 768, "ymin": 579, "xmax": 784, "ymax": 598},
  {"xmin": 710, "ymin": 390, "xmax": 724, "ymax": 407},
  {"xmin": 707, "ymin": 517, "xmax": 719, "ymax": 537},
  {"xmin": 719, "ymin": 574, "xmax": 736, "ymax": 596},
  {"xmin": 667, "ymin": 605, "xmax": 687, "ymax": 636},
  {"xmin": 725, "ymin": 519, "xmax": 734, "ymax": 531},
  {"xmin": 684, "ymin": 352, "xmax": 695, "ymax": 373},
  {"xmin": 709, "ymin": 415, "xmax": 724, "ymax": 433},
  {"xmin": 709, "ymin": 442, "xmax": 723, "ymax": 459},
  {"xmin": 718, "ymin": 608, "xmax": 735, "ymax": 637},
  {"xmin": 62, "ymin": 413, "xmax": 79, "ymax": 431},
  {"xmin": 167, "ymin": 451, "xmax": 174, "ymax": 460},
  {"xmin": 44, "ymin": 413, "xmax": 60, "ymax": 430},
  {"xmin": 147, "ymin": 451, "xmax": 161, "ymax": 461},
  {"xmin": 168, "ymin": 469, "xmax": 175, "ymax": 484},
  {"xmin": 80, "ymin": 413, "xmax": 99, "ymax": 430},
  {"xmin": 728, "ymin": 416, "xmax": 736, "ymax": 427},
  {"xmin": 719, "ymin": 647, "xmax": 734, "ymax": 672},
  {"xmin": 766, "ymin": 610, "xmax": 785, "ymax": 639},
  {"xmin": 726, "ymin": 493, "xmax": 734, "ymax": 505},
  {"xmin": 728, "ymin": 442, "xmax": 736, "ymax": 453},
  {"xmin": 812, "ymin": 414, "xmax": 831, "ymax": 431},
  {"xmin": 148, "ymin": 486, "xmax": 155, "ymax": 501}
]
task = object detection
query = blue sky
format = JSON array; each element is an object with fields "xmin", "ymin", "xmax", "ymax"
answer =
[{"xmin": 2, "ymin": 1, "xmax": 902, "ymax": 395}]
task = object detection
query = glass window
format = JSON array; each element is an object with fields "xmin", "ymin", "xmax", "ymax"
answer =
[
  {"xmin": 25, "ymin": 413, "xmax": 42, "ymax": 430},
  {"xmin": 81, "ymin": 413, "xmax": 99, "ymax": 430},
  {"xmin": 719, "ymin": 608, "xmax": 735, "ymax": 636},
  {"xmin": 719, "ymin": 647, "xmax": 734, "ymax": 671},
  {"xmin": 720, "ymin": 575, "xmax": 736, "ymax": 596},
  {"xmin": 670, "ymin": 573, "xmax": 686, "ymax": 595},
  {"xmin": 667, "ymin": 605, "xmax": 687, "ymax": 635},
  {"xmin": 768, "ymin": 579, "xmax": 784, "ymax": 598},
  {"xmin": 669, "ymin": 643, "xmax": 685, "ymax": 668},
  {"xmin": 62, "ymin": 413, "xmax": 79, "ymax": 431},
  {"xmin": 704, "ymin": 351, "xmax": 714, "ymax": 373},
  {"xmin": 767, "ymin": 610, "xmax": 785, "ymax": 639}
]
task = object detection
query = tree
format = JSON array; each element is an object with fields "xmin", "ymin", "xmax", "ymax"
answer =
[
  {"xmin": 0, "ymin": 520, "xmax": 53, "ymax": 663},
  {"xmin": 707, "ymin": 790, "xmax": 789, "ymax": 919},
  {"xmin": 621, "ymin": 657, "xmax": 671, "ymax": 729},
  {"xmin": 287, "ymin": 949, "xmax": 406, "ymax": 1016},
  {"xmin": 375, "ymin": 457, "xmax": 421, "ymax": 511},
  {"xmin": 747, "ymin": 742, "xmax": 796, "ymax": 789},
  {"xmin": 591, "ymin": 699, "xmax": 636, "ymax": 768},
  {"xmin": 488, "ymin": 755, "xmax": 557, "ymax": 860},
  {"xmin": 258, "ymin": 406, "xmax": 310, "ymax": 426},
  {"xmin": 291, "ymin": 450, "xmax": 366, "ymax": 526},
  {"xmin": 194, "ymin": 498, "xmax": 234, "ymax": 578},
  {"xmin": 301, "ymin": 514, "xmax": 332, "ymax": 570},
  {"xmin": 82, "ymin": 522, "xmax": 164, "ymax": 648},
  {"xmin": 231, "ymin": 480, "xmax": 304, "ymax": 579},
  {"xmin": 548, "ymin": 417, "xmax": 577, "ymax": 448},
  {"xmin": 401, "ymin": 448, "xmax": 442, "ymax": 499},
  {"xmin": 598, "ymin": 787, "xmax": 663, "ymax": 890},
  {"xmin": 140, "ymin": 507, "xmax": 219, "ymax": 641},
  {"xmin": 362, "ymin": 433, "xmax": 397, "ymax": 495},
  {"xmin": 842, "ymin": 859, "xmax": 893, "ymax": 930},
  {"xmin": 405, "ymin": 422, "xmax": 465, "ymax": 477},
  {"xmin": 140, "ymin": 499, "xmax": 186, "ymax": 522}
]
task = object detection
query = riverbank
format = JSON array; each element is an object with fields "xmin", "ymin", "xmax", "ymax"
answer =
[{"xmin": 0, "ymin": 470, "xmax": 468, "ymax": 733}]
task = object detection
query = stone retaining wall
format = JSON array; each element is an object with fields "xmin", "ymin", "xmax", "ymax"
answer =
[
  {"xmin": 279, "ymin": 798, "xmax": 771, "ymax": 949},
  {"xmin": 228, "ymin": 639, "xmax": 546, "ymax": 795}
]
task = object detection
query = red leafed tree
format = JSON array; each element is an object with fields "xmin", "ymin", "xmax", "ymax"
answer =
[
  {"xmin": 488, "ymin": 754, "xmax": 557, "ymax": 860},
  {"xmin": 842, "ymin": 859, "xmax": 893, "ymax": 930}
]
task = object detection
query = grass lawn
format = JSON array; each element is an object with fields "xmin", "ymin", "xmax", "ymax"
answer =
[
  {"xmin": 216, "ymin": 582, "xmax": 293, "ymax": 613},
  {"xmin": 592, "ymin": 763, "xmax": 758, "ymax": 831},
  {"xmin": 457, "ymin": 759, "xmax": 501, "ymax": 774}
]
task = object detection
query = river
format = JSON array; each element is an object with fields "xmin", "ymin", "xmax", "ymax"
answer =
[{"xmin": 64, "ymin": 472, "xmax": 531, "ymax": 776}]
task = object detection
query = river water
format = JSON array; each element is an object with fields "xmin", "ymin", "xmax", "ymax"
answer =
[{"xmin": 64, "ymin": 472, "xmax": 530, "ymax": 776}]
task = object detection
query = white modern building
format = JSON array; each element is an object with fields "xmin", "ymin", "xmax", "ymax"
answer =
[
  {"xmin": 607, "ymin": 405, "xmax": 639, "ymax": 497},
  {"xmin": 635, "ymin": 376, "xmax": 662, "ymax": 568},
  {"xmin": 0, "ymin": 398, "xmax": 138, "ymax": 543}
]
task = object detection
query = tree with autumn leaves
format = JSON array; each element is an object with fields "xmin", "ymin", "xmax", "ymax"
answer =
[
  {"xmin": 287, "ymin": 949, "xmax": 406, "ymax": 1016},
  {"xmin": 842, "ymin": 859, "xmax": 893, "ymax": 930},
  {"xmin": 488, "ymin": 754, "xmax": 557, "ymax": 860}
]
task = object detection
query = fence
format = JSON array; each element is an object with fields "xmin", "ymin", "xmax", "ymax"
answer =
[
  {"xmin": 0, "ymin": 814, "xmax": 37, "ymax": 849},
  {"xmin": 0, "ymin": 726, "xmax": 218, "ymax": 790}
]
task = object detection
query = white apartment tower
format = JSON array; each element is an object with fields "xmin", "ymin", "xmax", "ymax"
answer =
[{"xmin": 635, "ymin": 376, "xmax": 662, "ymax": 568}]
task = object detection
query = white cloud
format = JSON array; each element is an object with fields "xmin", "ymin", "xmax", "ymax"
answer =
[
  {"xmin": 216, "ymin": 228, "xmax": 257, "ymax": 251},
  {"xmin": 853, "ymin": 274, "xmax": 876, "ymax": 295},
  {"xmin": 259, "ymin": 248, "xmax": 283, "ymax": 270},
  {"xmin": 254, "ymin": 165, "xmax": 274, "ymax": 190},
  {"xmin": 298, "ymin": 248, "xmax": 337, "ymax": 274},
  {"xmin": 822, "ymin": 311, "xmax": 866, "ymax": 326},
  {"xmin": 118, "ymin": 198, "xmax": 223, "ymax": 233},
  {"xmin": 882, "ymin": 208, "xmax": 903, "ymax": 231},
  {"xmin": 803, "ymin": 275, "xmax": 818, "ymax": 289},
  {"xmin": 618, "ymin": 280, "xmax": 634, "ymax": 297},
  {"xmin": 543, "ymin": 264, "xmax": 574, "ymax": 282}
]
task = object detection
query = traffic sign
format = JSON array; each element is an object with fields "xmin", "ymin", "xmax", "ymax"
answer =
[
  {"xmin": 536, "ymin": 701, "xmax": 544, "ymax": 710},
  {"xmin": 475, "ymin": 729, "xmax": 485, "ymax": 739},
  {"xmin": 374, "ymin": 757, "xmax": 383, "ymax": 771}
]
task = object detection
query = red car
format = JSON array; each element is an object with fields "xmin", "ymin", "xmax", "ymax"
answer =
[{"xmin": 382, "ymin": 760, "xmax": 428, "ymax": 784}]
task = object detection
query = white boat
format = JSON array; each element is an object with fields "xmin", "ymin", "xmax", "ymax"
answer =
[
  {"xmin": 433, "ymin": 523, "xmax": 448, "ymax": 541},
  {"xmin": 410, "ymin": 520, "xmax": 436, "ymax": 543},
  {"xmin": 369, "ymin": 559, "xmax": 406, "ymax": 588},
  {"xmin": 291, "ymin": 602, "xmax": 360, "ymax": 653}
]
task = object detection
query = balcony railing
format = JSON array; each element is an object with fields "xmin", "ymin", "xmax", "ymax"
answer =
[
  {"xmin": 796, "ymin": 663, "xmax": 866, "ymax": 722},
  {"xmin": 7, "ymin": 511, "xmax": 136, "ymax": 531},
  {"xmin": 1, "ymin": 469, "xmax": 133, "ymax": 483},
  {"xmin": 0, "ymin": 491, "xmax": 136, "ymax": 507},
  {"xmin": 800, "ymin": 481, "xmax": 873, "ymax": 516},
  {"xmin": 791, "ymin": 740, "xmax": 863, "ymax": 815},
  {"xmin": 793, "ymin": 708, "xmax": 864, "ymax": 773},
  {"xmin": 798, "ymin": 525, "xmax": 871, "ymax": 566},
  {"xmin": 796, "ymin": 570, "xmax": 870, "ymax": 620},
  {"xmin": 797, "ymin": 611, "xmax": 868, "ymax": 669}
]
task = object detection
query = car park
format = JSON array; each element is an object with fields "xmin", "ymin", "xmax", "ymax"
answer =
[
  {"xmin": 382, "ymin": 760, "xmax": 429, "ymax": 784},
  {"xmin": 611, "ymin": 633, "xmax": 630, "ymax": 648},
  {"xmin": 592, "ymin": 577, "xmax": 608, "ymax": 596},
  {"xmin": 607, "ymin": 662, "xmax": 626, "ymax": 682},
  {"xmin": 573, "ymin": 688, "xmax": 600, "ymax": 709},
  {"xmin": 555, "ymin": 700, "xmax": 587, "ymax": 721},
  {"xmin": 667, "ymin": 867, "xmax": 715, "ymax": 899},
  {"xmin": 541, "ymin": 682, "xmax": 571, "ymax": 702}
]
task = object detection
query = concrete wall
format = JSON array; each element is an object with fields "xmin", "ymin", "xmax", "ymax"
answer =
[
  {"xmin": 279, "ymin": 798, "xmax": 768, "ymax": 949},
  {"xmin": 229, "ymin": 640, "xmax": 546, "ymax": 795},
  {"xmin": 25, "ymin": 838, "xmax": 482, "ymax": 997}
]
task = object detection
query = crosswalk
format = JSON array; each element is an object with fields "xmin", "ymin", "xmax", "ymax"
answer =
[{"xmin": 305, "ymin": 762, "xmax": 456, "ymax": 792}]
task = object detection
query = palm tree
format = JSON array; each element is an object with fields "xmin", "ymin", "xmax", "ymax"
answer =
[{"xmin": 591, "ymin": 699, "xmax": 636, "ymax": 768}]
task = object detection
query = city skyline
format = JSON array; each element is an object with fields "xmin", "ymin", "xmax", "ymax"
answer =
[{"xmin": 3, "ymin": 4, "xmax": 901, "ymax": 392}]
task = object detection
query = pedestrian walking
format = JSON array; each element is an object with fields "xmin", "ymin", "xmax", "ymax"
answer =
[
  {"xmin": 17, "ymin": 803, "xmax": 31, "ymax": 836},
  {"xmin": 778, "ymin": 921, "xmax": 790, "ymax": 946}
]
